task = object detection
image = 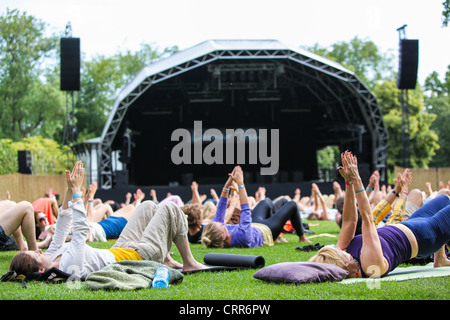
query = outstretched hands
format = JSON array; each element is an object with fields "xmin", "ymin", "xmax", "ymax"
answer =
[
  {"xmin": 229, "ymin": 166, "xmax": 244, "ymax": 186},
  {"xmin": 338, "ymin": 151, "xmax": 360, "ymax": 182},
  {"xmin": 65, "ymin": 160, "xmax": 85, "ymax": 194},
  {"xmin": 227, "ymin": 166, "xmax": 248, "ymax": 205}
]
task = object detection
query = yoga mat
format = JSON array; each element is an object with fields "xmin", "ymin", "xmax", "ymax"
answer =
[
  {"xmin": 340, "ymin": 263, "xmax": 450, "ymax": 284},
  {"xmin": 203, "ymin": 253, "xmax": 265, "ymax": 268},
  {"xmin": 182, "ymin": 253, "xmax": 265, "ymax": 274}
]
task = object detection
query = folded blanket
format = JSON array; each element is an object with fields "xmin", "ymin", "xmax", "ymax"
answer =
[{"xmin": 85, "ymin": 260, "xmax": 184, "ymax": 290}]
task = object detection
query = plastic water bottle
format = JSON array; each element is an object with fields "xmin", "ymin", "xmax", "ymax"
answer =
[{"xmin": 152, "ymin": 265, "xmax": 170, "ymax": 289}]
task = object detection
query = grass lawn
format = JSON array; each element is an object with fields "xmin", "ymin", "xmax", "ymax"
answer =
[{"xmin": 0, "ymin": 220, "xmax": 448, "ymax": 302}]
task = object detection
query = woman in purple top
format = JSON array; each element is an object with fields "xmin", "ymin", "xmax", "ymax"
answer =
[
  {"xmin": 310, "ymin": 151, "xmax": 450, "ymax": 278},
  {"xmin": 201, "ymin": 166, "xmax": 310, "ymax": 248}
]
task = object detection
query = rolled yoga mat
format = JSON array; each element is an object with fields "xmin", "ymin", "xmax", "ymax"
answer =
[
  {"xmin": 182, "ymin": 253, "xmax": 265, "ymax": 274},
  {"xmin": 204, "ymin": 253, "xmax": 265, "ymax": 268}
]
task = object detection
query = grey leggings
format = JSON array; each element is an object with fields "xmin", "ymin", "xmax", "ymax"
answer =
[{"xmin": 112, "ymin": 201, "xmax": 188, "ymax": 263}]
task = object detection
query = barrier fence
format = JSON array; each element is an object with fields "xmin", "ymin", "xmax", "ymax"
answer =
[{"xmin": 0, "ymin": 173, "xmax": 85, "ymax": 203}]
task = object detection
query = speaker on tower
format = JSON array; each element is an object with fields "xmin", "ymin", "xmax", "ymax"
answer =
[
  {"xmin": 397, "ymin": 39, "xmax": 419, "ymax": 90},
  {"xmin": 60, "ymin": 38, "xmax": 80, "ymax": 91}
]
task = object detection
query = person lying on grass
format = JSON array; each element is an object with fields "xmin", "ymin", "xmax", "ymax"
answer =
[
  {"xmin": 201, "ymin": 166, "xmax": 311, "ymax": 248},
  {"xmin": 309, "ymin": 151, "xmax": 450, "ymax": 278},
  {"xmin": 0, "ymin": 199, "xmax": 37, "ymax": 252},
  {"xmin": 7, "ymin": 161, "xmax": 206, "ymax": 280}
]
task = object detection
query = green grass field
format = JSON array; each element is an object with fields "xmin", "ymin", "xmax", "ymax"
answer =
[{"xmin": 0, "ymin": 220, "xmax": 448, "ymax": 301}]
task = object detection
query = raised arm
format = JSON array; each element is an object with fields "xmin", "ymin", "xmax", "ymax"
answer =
[
  {"xmin": 58, "ymin": 161, "xmax": 90, "ymax": 277},
  {"xmin": 336, "ymin": 152, "xmax": 358, "ymax": 250},
  {"xmin": 190, "ymin": 181, "xmax": 201, "ymax": 204},
  {"xmin": 230, "ymin": 166, "xmax": 253, "ymax": 240},
  {"xmin": 343, "ymin": 152, "xmax": 388, "ymax": 277},
  {"xmin": 213, "ymin": 173, "xmax": 233, "ymax": 223},
  {"xmin": 230, "ymin": 166, "xmax": 248, "ymax": 206},
  {"xmin": 45, "ymin": 165, "xmax": 79, "ymax": 256}
]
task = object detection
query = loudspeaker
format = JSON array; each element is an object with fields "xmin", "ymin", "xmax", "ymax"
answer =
[
  {"xmin": 60, "ymin": 38, "xmax": 80, "ymax": 91},
  {"xmin": 397, "ymin": 39, "xmax": 419, "ymax": 90},
  {"xmin": 18, "ymin": 150, "xmax": 32, "ymax": 174}
]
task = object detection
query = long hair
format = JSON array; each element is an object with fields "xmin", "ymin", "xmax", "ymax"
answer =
[{"xmin": 9, "ymin": 252, "xmax": 40, "ymax": 277}]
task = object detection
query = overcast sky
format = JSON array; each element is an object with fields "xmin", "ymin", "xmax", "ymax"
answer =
[{"xmin": 2, "ymin": 0, "xmax": 449, "ymax": 84}]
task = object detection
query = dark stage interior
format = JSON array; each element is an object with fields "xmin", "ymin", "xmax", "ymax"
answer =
[{"xmin": 89, "ymin": 40, "xmax": 387, "ymax": 200}]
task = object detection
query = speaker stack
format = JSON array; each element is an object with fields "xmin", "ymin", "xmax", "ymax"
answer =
[
  {"xmin": 397, "ymin": 39, "xmax": 419, "ymax": 90},
  {"xmin": 18, "ymin": 150, "xmax": 32, "ymax": 174},
  {"xmin": 60, "ymin": 38, "xmax": 80, "ymax": 91}
]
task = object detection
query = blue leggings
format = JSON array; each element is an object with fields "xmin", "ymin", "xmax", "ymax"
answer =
[{"xmin": 399, "ymin": 195, "xmax": 450, "ymax": 257}]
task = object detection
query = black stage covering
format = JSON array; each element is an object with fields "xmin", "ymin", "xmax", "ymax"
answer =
[
  {"xmin": 112, "ymin": 65, "xmax": 375, "ymax": 188},
  {"xmin": 94, "ymin": 40, "xmax": 387, "ymax": 195}
]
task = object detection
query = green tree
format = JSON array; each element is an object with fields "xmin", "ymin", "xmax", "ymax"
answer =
[
  {"xmin": 0, "ymin": 137, "xmax": 75, "ymax": 175},
  {"xmin": 12, "ymin": 136, "xmax": 74, "ymax": 174},
  {"xmin": 75, "ymin": 43, "xmax": 178, "ymax": 141},
  {"xmin": 305, "ymin": 37, "xmax": 439, "ymax": 169},
  {"xmin": 443, "ymin": 0, "xmax": 450, "ymax": 27},
  {"xmin": 424, "ymin": 67, "xmax": 450, "ymax": 167},
  {"xmin": 304, "ymin": 36, "xmax": 395, "ymax": 89},
  {"xmin": 0, "ymin": 8, "xmax": 64, "ymax": 140},
  {"xmin": 0, "ymin": 139, "xmax": 18, "ymax": 174},
  {"xmin": 373, "ymin": 80, "xmax": 439, "ymax": 168}
]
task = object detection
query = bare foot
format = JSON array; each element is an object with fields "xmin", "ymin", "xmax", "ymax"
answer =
[
  {"xmin": 164, "ymin": 252, "xmax": 183, "ymax": 269},
  {"xmin": 275, "ymin": 235, "xmax": 288, "ymax": 243},
  {"xmin": 434, "ymin": 253, "xmax": 450, "ymax": 268},
  {"xmin": 298, "ymin": 234, "xmax": 312, "ymax": 243},
  {"xmin": 182, "ymin": 261, "xmax": 208, "ymax": 273}
]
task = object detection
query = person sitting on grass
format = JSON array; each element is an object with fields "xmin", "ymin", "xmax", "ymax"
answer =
[
  {"xmin": 7, "ymin": 161, "xmax": 206, "ymax": 280},
  {"xmin": 201, "ymin": 166, "xmax": 311, "ymax": 248},
  {"xmin": 309, "ymin": 151, "xmax": 450, "ymax": 278}
]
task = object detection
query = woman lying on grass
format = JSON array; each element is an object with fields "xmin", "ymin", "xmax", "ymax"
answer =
[
  {"xmin": 201, "ymin": 166, "xmax": 311, "ymax": 248},
  {"xmin": 6, "ymin": 161, "xmax": 205, "ymax": 280},
  {"xmin": 310, "ymin": 151, "xmax": 450, "ymax": 278}
]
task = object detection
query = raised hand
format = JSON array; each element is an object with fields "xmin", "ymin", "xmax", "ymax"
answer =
[
  {"xmin": 396, "ymin": 168, "xmax": 412, "ymax": 191},
  {"xmin": 230, "ymin": 166, "xmax": 244, "ymax": 186},
  {"xmin": 87, "ymin": 181, "xmax": 97, "ymax": 199},
  {"xmin": 65, "ymin": 161, "xmax": 85, "ymax": 194},
  {"xmin": 338, "ymin": 151, "xmax": 359, "ymax": 182},
  {"xmin": 224, "ymin": 174, "xmax": 234, "ymax": 189}
]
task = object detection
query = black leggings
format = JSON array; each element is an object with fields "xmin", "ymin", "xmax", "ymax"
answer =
[{"xmin": 251, "ymin": 199, "xmax": 305, "ymax": 239}]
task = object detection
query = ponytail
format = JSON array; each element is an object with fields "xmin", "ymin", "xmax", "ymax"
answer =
[{"xmin": 201, "ymin": 222, "xmax": 225, "ymax": 248}]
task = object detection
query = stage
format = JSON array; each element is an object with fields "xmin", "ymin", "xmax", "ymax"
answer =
[{"xmin": 74, "ymin": 40, "xmax": 388, "ymax": 191}]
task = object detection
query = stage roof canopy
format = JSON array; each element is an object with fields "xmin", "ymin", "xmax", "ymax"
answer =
[{"xmin": 96, "ymin": 39, "xmax": 388, "ymax": 189}]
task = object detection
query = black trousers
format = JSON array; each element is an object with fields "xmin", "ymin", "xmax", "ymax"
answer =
[{"xmin": 251, "ymin": 199, "xmax": 305, "ymax": 239}]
